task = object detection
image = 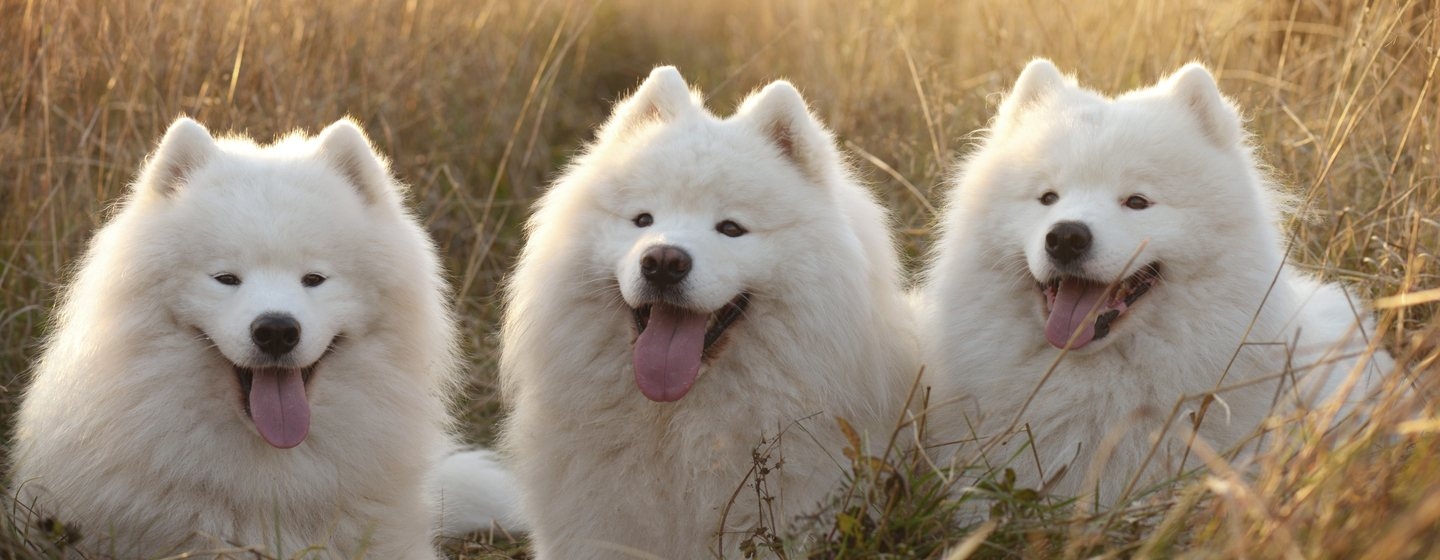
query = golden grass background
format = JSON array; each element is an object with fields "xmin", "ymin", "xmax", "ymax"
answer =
[{"xmin": 2, "ymin": 0, "xmax": 1438, "ymax": 557}]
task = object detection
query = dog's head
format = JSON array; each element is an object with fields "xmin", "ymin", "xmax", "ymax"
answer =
[
  {"xmin": 957, "ymin": 60, "xmax": 1282, "ymax": 352},
  {"xmin": 129, "ymin": 117, "xmax": 411, "ymax": 448},
  {"xmin": 547, "ymin": 67, "xmax": 856, "ymax": 402}
]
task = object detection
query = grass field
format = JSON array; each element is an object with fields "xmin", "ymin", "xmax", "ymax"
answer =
[{"xmin": 2, "ymin": 0, "xmax": 1438, "ymax": 557}]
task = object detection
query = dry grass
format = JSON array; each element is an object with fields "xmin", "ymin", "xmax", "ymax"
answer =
[{"xmin": 1, "ymin": 0, "xmax": 1437, "ymax": 557}]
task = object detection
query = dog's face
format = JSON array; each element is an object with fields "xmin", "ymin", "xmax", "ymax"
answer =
[
  {"xmin": 959, "ymin": 60, "xmax": 1271, "ymax": 352},
  {"xmin": 602, "ymin": 160, "xmax": 769, "ymax": 404},
  {"xmin": 560, "ymin": 68, "xmax": 850, "ymax": 402},
  {"xmin": 132, "ymin": 118, "xmax": 401, "ymax": 448}
]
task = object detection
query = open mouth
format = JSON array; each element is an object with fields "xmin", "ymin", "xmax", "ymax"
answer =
[
  {"xmin": 629, "ymin": 293, "xmax": 750, "ymax": 402},
  {"xmin": 1039, "ymin": 263, "xmax": 1161, "ymax": 349},
  {"xmin": 233, "ymin": 363, "xmax": 319, "ymax": 416},
  {"xmin": 229, "ymin": 343, "xmax": 334, "ymax": 449}
]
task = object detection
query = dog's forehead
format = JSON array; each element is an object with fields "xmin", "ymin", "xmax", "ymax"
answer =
[
  {"xmin": 651, "ymin": 136, "xmax": 788, "ymax": 182},
  {"xmin": 184, "ymin": 154, "xmax": 365, "ymax": 203},
  {"xmin": 605, "ymin": 178, "xmax": 805, "ymax": 229},
  {"xmin": 600, "ymin": 143, "xmax": 815, "ymax": 212},
  {"xmin": 1028, "ymin": 107, "xmax": 1207, "ymax": 183},
  {"xmin": 164, "ymin": 173, "xmax": 371, "ymax": 256}
]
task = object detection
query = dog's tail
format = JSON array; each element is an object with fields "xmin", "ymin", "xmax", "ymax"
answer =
[{"xmin": 433, "ymin": 448, "xmax": 528, "ymax": 537}]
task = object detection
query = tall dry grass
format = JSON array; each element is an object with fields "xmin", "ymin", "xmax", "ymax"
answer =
[{"xmin": 1, "ymin": 0, "xmax": 1436, "ymax": 557}]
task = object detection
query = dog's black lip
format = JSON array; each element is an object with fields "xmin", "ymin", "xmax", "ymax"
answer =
[
  {"xmin": 1093, "ymin": 309, "xmax": 1121, "ymax": 339},
  {"xmin": 631, "ymin": 293, "xmax": 751, "ymax": 355},
  {"xmin": 704, "ymin": 294, "xmax": 750, "ymax": 349}
]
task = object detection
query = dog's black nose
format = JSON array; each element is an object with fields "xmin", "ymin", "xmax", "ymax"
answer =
[
  {"xmin": 251, "ymin": 314, "xmax": 301, "ymax": 357},
  {"xmin": 640, "ymin": 245, "xmax": 692, "ymax": 288},
  {"xmin": 1045, "ymin": 221, "xmax": 1092, "ymax": 265}
]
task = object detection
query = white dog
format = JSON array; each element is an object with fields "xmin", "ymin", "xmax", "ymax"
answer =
[
  {"xmin": 919, "ymin": 60, "xmax": 1394, "ymax": 505},
  {"xmin": 11, "ymin": 118, "xmax": 485, "ymax": 558},
  {"xmin": 498, "ymin": 67, "xmax": 918, "ymax": 558}
]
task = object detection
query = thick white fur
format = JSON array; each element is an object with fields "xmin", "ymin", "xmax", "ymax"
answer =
[
  {"xmin": 500, "ymin": 67, "xmax": 918, "ymax": 559},
  {"xmin": 11, "ymin": 118, "xmax": 459, "ymax": 558},
  {"xmin": 433, "ymin": 449, "xmax": 527, "ymax": 536},
  {"xmin": 919, "ymin": 60, "xmax": 1395, "ymax": 505}
]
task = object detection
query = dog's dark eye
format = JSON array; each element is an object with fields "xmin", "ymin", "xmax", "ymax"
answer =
[
  {"xmin": 1124, "ymin": 195, "xmax": 1152, "ymax": 210},
  {"xmin": 716, "ymin": 220, "xmax": 747, "ymax": 238},
  {"xmin": 212, "ymin": 273, "xmax": 241, "ymax": 286},
  {"xmin": 301, "ymin": 273, "xmax": 327, "ymax": 287},
  {"xmin": 1039, "ymin": 191, "xmax": 1059, "ymax": 206},
  {"xmin": 633, "ymin": 213, "xmax": 653, "ymax": 227}
]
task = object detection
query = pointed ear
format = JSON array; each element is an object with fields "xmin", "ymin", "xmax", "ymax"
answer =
[
  {"xmin": 597, "ymin": 66, "xmax": 700, "ymax": 142},
  {"xmin": 315, "ymin": 118, "xmax": 397, "ymax": 205},
  {"xmin": 137, "ymin": 117, "xmax": 216, "ymax": 197},
  {"xmin": 995, "ymin": 59, "xmax": 1072, "ymax": 130},
  {"xmin": 1165, "ymin": 63, "xmax": 1242, "ymax": 147},
  {"xmin": 735, "ymin": 80, "xmax": 840, "ymax": 184}
]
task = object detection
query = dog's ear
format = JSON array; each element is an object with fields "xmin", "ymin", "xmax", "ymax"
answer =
[
  {"xmin": 137, "ymin": 117, "xmax": 216, "ymax": 197},
  {"xmin": 995, "ymin": 59, "xmax": 1071, "ymax": 131},
  {"xmin": 598, "ymin": 66, "xmax": 699, "ymax": 142},
  {"xmin": 1164, "ymin": 63, "xmax": 1241, "ymax": 147},
  {"xmin": 736, "ymin": 80, "xmax": 840, "ymax": 184},
  {"xmin": 315, "ymin": 118, "xmax": 399, "ymax": 206}
]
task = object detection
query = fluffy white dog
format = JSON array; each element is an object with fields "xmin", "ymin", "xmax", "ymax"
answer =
[
  {"xmin": 11, "ymin": 118, "xmax": 474, "ymax": 558},
  {"xmin": 919, "ymin": 60, "xmax": 1395, "ymax": 505},
  {"xmin": 498, "ymin": 67, "xmax": 918, "ymax": 558}
]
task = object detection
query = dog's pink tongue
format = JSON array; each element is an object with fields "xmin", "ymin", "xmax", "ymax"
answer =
[
  {"xmin": 633, "ymin": 304, "xmax": 708, "ymax": 402},
  {"xmin": 248, "ymin": 367, "xmax": 310, "ymax": 449},
  {"xmin": 1045, "ymin": 278, "xmax": 1106, "ymax": 349}
]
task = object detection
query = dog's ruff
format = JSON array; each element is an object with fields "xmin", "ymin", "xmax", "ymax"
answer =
[
  {"xmin": 499, "ymin": 67, "xmax": 918, "ymax": 559},
  {"xmin": 919, "ymin": 60, "xmax": 1395, "ymax": 505},
  {"xmin": 11, "ymin": 118, "xmax": 465, "ymax": 558}
]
